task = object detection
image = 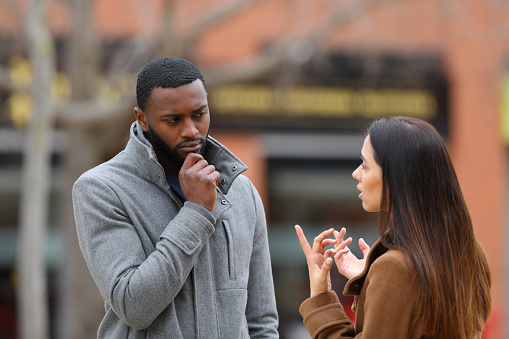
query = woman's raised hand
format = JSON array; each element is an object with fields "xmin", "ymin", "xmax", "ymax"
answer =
[
  {"xmin": 333, "ymin": 228, "xmax": 371, "ymax": 280},
  {"xmin": 295, "ymin": 225, "xmax": 337, "ymax": 297}
]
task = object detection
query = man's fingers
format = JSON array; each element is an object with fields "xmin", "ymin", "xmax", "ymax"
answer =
[
  {"xmin": 211, "ymin": 171, "xmax": 220, "ymax": 187},
  {"xmin": 181, "ymin": 152, "xmax": 204, "ymax": 170},
  {"xmin": 202, "ymin": 164, "xmax": 216, "ymax": 174},
  {"xmin": 180, "ymin": 154, "xmax": 219, "ymax": 185}
]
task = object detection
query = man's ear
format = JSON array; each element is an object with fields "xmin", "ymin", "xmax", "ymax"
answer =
[{"xmin": 134, "ymin": 107, "xmax": 149, "ymax": 132}]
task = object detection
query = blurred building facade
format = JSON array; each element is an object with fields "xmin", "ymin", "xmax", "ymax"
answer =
[{"xmin": 0, "ymin": 0, "xmax": 507, "ymax": 338}]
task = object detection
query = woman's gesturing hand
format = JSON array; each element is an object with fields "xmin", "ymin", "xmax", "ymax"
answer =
[
  {"xmin": 333, "ymin": 228, "xmax": 371, "ymax": 280},
  {"xmin": 295, "ymin": 225, "xmax": 337, "ymax": 297}
]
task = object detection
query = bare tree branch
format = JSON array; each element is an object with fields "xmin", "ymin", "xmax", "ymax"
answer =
[
  {"xmin": 306, "ymin": 0, "xmax": 404, "ymax": 42},
  {"xmin": 65, "ymin": 0, "xmax": 99, "ymax": 100},
  {"xmin": 0, "ymin": 0, "xmax": 27, "ymax": 94},
  {"xmin": 159, "ymin": 0, "xmax": 179, "ymax": 56},
  {"xmin": 103, "ymin": 0, "xmax": 166, "ymax": 79},
  {"xmin": 202, "ymin": 44, "xmax": 289, "ymax": 85},
  {"xmin": 201, "ymin": 0, "xmax": 403, "ymax": 85},
  {"xmin": 183, "ymin": 0, "xmax": 263, "ymax": 52},
  {"xmin": 55, "ymin": 96, "xmax": 135, "ymax": 127}
]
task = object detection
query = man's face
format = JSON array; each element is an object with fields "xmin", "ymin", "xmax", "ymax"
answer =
[{"xmin": 139, "ymin": 79, "xmax": 210, "ymax": 165}]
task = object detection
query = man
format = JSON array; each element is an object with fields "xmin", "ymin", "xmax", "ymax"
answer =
[{"xmin": 72, "ymin": 57, "xmax": 279, "ymax": 338}]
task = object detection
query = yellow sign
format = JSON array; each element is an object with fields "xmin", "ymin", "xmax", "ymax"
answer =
[{"xmin": 210, "ymin": 84, "xmax": 437, "ymax": 119}]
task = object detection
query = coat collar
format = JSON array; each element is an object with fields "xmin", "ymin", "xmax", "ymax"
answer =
[
  {"xmin": 125, "ymin": 121, "xmax": 247, "ymax": 195},
  {"xmin": 343, "ymin": 237, "xmax": 388, "ymax": 296}
]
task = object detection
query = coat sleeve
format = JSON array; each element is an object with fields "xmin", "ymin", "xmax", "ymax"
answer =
[
  {"xmin": 300, "ymin": 291, "xmax": 356, "ymax": 338},
  {"xmin": 299, "ymin": 251, "xmax": 417, "ymax": 338},
  {"xmin": 244, "ymin": 179, "xmax": 279, "ymax": 338},
  {"xmin": 72, "ymin": 174, "xmax": 216, "ymax": 330}
]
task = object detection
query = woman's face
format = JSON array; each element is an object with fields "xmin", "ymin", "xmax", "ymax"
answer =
[{"xmin": 352, "ymin": 135, "xmax": 383, "ymax": 212}]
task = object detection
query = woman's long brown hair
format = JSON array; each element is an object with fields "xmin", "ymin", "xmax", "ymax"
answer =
[{"xmin": 368, "ymin": 116, "xmax": 492, "ymax": 338}]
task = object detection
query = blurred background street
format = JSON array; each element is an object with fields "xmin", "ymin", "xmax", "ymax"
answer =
[{"xmin": 0, "ymin": 0, "xmax": 507, "ymax": 338}]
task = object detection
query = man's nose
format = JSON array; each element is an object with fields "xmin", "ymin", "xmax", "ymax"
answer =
[{"xmin": 180, "ymin": 118, "xmax": 198, "ymax": 138}]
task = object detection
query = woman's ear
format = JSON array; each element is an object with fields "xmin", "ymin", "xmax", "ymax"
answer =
[{"xmin": 134, "ymin": 107, "xmax": 149, "ymax": 132}]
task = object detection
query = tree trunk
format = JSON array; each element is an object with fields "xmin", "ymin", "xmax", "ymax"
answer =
[
  {"xmin": 16, "ymin": 0, "xmax": 55, "ymax": 338},
  {"xmin": 57, "ymin": 127, "xmax": 105, "ymax": 339}
]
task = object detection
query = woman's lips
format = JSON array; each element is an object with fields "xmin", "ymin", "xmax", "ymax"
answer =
[{"xmin": 357, "ymin": 185, "xmax": 363, "ymax": 199}]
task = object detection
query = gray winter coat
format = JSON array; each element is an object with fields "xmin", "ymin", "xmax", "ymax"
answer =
[{"xmin": 73, "ymin": 122, "xmax": 279, "ymax": 338}]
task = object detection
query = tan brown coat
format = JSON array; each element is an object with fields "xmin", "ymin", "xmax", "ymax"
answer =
[{"xmin": 299, "ymin": 238, "xmax": 482, "ymax": 338}]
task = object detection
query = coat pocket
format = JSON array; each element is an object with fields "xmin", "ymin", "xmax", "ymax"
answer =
[{"xmin": 222, "ymin": 220, "xmax": 236, "ymax": 280}]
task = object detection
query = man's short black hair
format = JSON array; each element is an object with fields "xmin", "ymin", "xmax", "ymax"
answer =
[{"xmin": 136, "ymin": 56, "xmax": 206, "ymax": 112}]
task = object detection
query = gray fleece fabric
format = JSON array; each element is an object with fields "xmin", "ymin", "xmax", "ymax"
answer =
[{"xmin": 73, "ymin": 122, "xmax": 279, "ymax": 338}]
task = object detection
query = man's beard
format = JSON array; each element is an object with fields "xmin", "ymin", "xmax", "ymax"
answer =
[{"xmin": 147, "ymin": 124, "xmax": 208, "ymax": 164}]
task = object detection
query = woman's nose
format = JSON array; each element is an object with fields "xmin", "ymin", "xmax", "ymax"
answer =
[{"xmin": 352, "ymin": 165, "xmax": 361, "ymax": 181}]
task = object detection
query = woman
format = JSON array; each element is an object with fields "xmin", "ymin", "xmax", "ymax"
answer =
[{"xmin": 295, "ymin": 116, "xmax": 492, "ymax": 338}]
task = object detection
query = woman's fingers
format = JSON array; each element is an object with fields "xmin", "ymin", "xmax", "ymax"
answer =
[
  {"xmin": 321, "ymin": 238, "xmax": 336, "ymax": 249},
  {"xmin": 359, "ymin": 238, "xmax": 371, "ymax": 258},
  {"xmin": 322, "ymin": 257, "xmax": 333, "ymax": 272},
  {"xmin": 295, "ymin": 225, "xmax": 312, "ymax": 257},
  {"xmin": 324, "ymin": 247, "xmax": 337, "ymax": 259},
  {"xmin": 310, "ymin": 257, "xmax": 334, "ymax": 297},
  {"xmin": 335, "ymin": 237, "xmax": 353, "ymax": 251},
  {"xmin": 334, "ymin": 228, "xmax": 347, "ymax": 248},
  {"xmin": 296, "ymin": 225, "xmax": 338, "ymax": 258},
  {"xmin": 336, "ymin": 227, "xmax": 347, "ymax": 240},
  {"xmin": 312, "ymin": 228, "xmax": 335, "ymax": 252},
  {"xmin": 336, "ymin": 248, "xmax": 350, "ymax": 256}
]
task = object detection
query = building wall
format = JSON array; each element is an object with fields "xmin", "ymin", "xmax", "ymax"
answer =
[{"xmin": 196, "ymin": 0, "xmax": 508, "ymax": 337}]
